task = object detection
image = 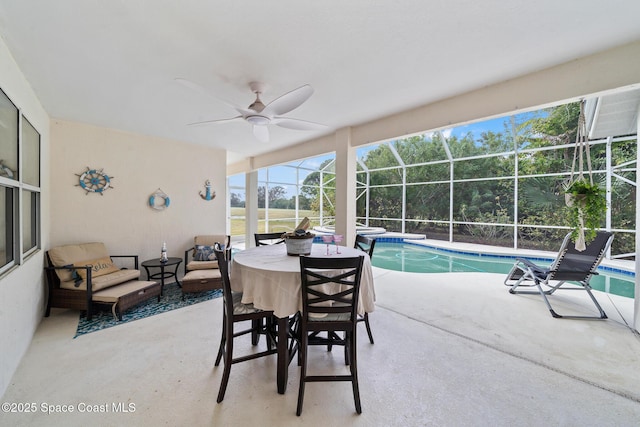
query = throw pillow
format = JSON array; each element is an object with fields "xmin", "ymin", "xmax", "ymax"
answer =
[
  {"xmin": 74, "ymin": 256, "xmax": 120, "ymax": 280},
  {"xmin": 63, "ymin": 264, "xmax": 83, "ymax": 287},
  {"xmin": 194, "ymin": 245, "xmax": 216, "ymax": 261}
]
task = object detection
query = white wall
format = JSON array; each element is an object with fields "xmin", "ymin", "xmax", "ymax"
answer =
[
  {"xmin": 0, "ymin": 36, "xmax": 50, "ymax": 397},
  {"xmin": 50, "ymin": 120, "xmax": 227, "ymax": 263}
]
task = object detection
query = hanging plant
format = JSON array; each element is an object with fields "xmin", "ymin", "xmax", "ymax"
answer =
[
  {"xmin": 564, "ymin": 178, "xmax": 606, "ymax": 246},
  {"xmin": 562, "ymin": 100, "xmax": 607, "ymax": 251}
]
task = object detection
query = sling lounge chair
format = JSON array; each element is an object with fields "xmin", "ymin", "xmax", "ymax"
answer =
[{"xmin": 504, "ymin": 231, "xmax": 614, "ymax": 319}]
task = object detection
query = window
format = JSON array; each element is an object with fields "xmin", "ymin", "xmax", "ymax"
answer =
[
  {"xmin": 0, "ymin": 187, "xmax": 15, "ymax": 268},
  {"xmin": 22, "ymin": 189, "xmax": 38, "ymax": 254},
  {"xmin": 228, "ymin": 174, "xmax": 246, "ymax": 237},
  {"xmin": 0, "ymin": 89, "xmax": 18, "ymax": 181},
  {"xmin": 22, "ymin": 118, "xmax": 40, "ymax": 187},
  {"xmin": 21, "ymin": 118, "xmax": 40, "ymax": 257},
  {"xmin": 0, "ymin": 88, "xmax": 41, "ymax": 273}
]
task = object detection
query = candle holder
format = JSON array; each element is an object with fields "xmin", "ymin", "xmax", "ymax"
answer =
[{"xmin": 160, "ymin": 242, "xmax": 168, "ymax": 262}]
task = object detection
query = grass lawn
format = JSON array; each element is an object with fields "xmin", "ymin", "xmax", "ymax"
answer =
[{"xmin": 230, "ymin": 207, "xmax": 322, "ymax": 236}]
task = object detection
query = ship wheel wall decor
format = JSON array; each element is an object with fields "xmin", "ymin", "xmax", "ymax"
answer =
[{"xmin": 76, "ymin": 167, "xmax": 113, "ymax": 195}]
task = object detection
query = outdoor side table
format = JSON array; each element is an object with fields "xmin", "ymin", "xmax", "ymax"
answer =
[{"xmin": 141, "ymin": 257, "xmax": 182, "ymax": 296}]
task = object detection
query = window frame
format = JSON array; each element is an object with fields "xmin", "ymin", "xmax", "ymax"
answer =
[{"xmin": 0, "ymin": 88, "xmax": 41, "ymax": 276}]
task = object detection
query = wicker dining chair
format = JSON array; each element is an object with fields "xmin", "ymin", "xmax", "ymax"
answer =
[
  {"xmin": 354, "ymin": 234, "xmax": 376, "ymax": 344},
  {"xmin": 213, "ymin": 244, "xmax": 278, "ymax": 403},
  {"xmin": 296, "ymin": 255, "xmax": 365, "ymax": 416}
]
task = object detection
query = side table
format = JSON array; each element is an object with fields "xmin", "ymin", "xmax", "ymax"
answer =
[{"xmin": 141, "ymin": 257, "xmax": 182, "ymax": 296}]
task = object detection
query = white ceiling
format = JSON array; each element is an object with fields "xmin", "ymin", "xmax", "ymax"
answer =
[{"xmin": 1, "ymin": 1, "xmax": 640, "ymax": 164}]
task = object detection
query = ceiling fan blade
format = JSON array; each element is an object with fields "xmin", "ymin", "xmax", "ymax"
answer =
[
  {"xmin": 272, "ymin": 117, "xmax": 327, "ymax": 131},
  {"xmin": 175, "ymin": 78, "xmax": 210, "ymax": 95},
  {"xmin": 261, "ymin": 84, "xmax": 314, "ymax": 116},
  {"xmin": 187, "ymin": 116, "xmax": 243, "ymax": 126},
  {"xmin": 235, "ymin": 106, "xmax": 256, "ymax": 117},
  {"xmin": 253, "ymin": 125, "xmax": 270, "ymax": 142},
  {"xmin": 175, "ymin": 78, "xmax": 248, "ymax": 113}
]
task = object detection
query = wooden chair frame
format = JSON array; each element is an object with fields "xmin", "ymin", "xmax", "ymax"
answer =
[
  {"xmin": 354, "ymin": 234, "xmax": 376, "ymax": 343},
  {"xmin": 213, "ymin": 244, "xmax": 278, "ymax": 403},
  {"xmin": 254, "ymin": 232, "xmax": 286, "ymax": 246},
  {"xmin": 296, "ymin": 255, "xmax": 364, "ymax": 415}
]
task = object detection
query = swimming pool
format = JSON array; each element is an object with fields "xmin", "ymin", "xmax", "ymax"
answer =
[{"xmin": 370, "ymin": 240, "xmax": 636, "ymax": 298}]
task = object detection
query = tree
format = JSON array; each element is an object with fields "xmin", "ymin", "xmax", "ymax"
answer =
[
  {"xmin": 300, "ymin": 159, "xmax": 335, "ymax": 216},
  {"xmin": 257, "ymin": 185, "xmax": 287, "ymax": 208},
  {"xmin": 519, "ymin": 103, "xmax": 579, "ymax": 175},
  {"xmin": 230, "ymin": 192, "xmax": 244, "ymax": 207}
]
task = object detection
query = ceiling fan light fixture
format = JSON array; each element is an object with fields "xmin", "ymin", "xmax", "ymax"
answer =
[
  {"xmin": 246, "ymin": 115, "xmax": 271, "ymax": 126},
  {"xmin": 182, "ymin": 79, "xmax": 322, "ymax": 141}
]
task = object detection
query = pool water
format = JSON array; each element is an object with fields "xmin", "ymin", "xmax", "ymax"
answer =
[{"xmin": 370, "ymin": 241, "xmax": 635, "ymax": 298}]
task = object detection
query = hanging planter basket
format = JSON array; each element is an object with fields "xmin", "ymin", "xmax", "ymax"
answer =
[
  {"xmin": 564, "ymin": 191, "xmax": 586, "ymax": 207},
  {"xmin": 564, "ymin": 178, "xmax": 606, "ymax": 250},
  {"xmin": 562, "ymin": 100, "xmax": 607, "ymax": 251}
]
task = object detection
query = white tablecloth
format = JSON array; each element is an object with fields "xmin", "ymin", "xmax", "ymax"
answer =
[{"xmin": 231, "ymin": 243, "xmax": 376, "ymax": 318}]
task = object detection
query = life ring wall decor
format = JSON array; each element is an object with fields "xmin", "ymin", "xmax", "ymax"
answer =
[
  {"xmin": 149, "ymin": 188, "xmax": 171, "ymax": 211},
  {"xmin": 76, "ymin": 167, "xmax": 113, "ymax": 195}
]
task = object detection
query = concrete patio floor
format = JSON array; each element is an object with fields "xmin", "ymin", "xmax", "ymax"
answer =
[{"xmin": 1, "ymin": 266, "xmax": 639, "ymax": 426}]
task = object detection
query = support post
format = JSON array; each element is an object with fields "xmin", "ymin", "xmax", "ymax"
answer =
[
  {"xmin": 245, "ymin": 170, "xmax": 258, "ymax": 248},
  {"xmin": 634, "ymin": 104, "xmax": 640, "ymax": 333},
  {"xmin": 334, "ymin": 128, "xmax": 357, "ymax": 248}
]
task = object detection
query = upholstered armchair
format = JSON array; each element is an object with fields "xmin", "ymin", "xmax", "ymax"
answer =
[{"xmin": 182, "ymin": 235, "xmax": 230, "ymax": 298}]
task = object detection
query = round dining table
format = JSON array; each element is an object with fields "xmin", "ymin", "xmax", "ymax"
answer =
[{"xmin": 230, "ymin": 243, "xmax": 376, "ymax": 394}]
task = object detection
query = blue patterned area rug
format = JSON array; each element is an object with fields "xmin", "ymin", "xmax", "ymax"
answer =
[{"xmin": 74, "ymin": 282, "xmax": 222, "ymax": 338}]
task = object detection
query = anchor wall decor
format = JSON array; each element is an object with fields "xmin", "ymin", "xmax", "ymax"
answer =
[{"xmin": 199, "ymin": 180, "xmax": 216, "ymax": 201}]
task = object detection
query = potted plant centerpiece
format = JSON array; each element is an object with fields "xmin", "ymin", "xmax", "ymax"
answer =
[
  {"xmin": 282, "ymin": 217, "xmax": 315, "ymax": 256},
  {"xmin": 563, "ymin": 177, "xmax": 606, "ymax": 251}
]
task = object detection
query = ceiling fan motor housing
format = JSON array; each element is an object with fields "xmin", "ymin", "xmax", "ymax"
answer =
[{"xmin": 246, "ymin": 115, "xmax": 270, "ymax": 126}]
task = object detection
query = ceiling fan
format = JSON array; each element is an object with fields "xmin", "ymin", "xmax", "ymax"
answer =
[{"xmin": 178, "ymin": 80, "xmax": 326, "ymax": 142}]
